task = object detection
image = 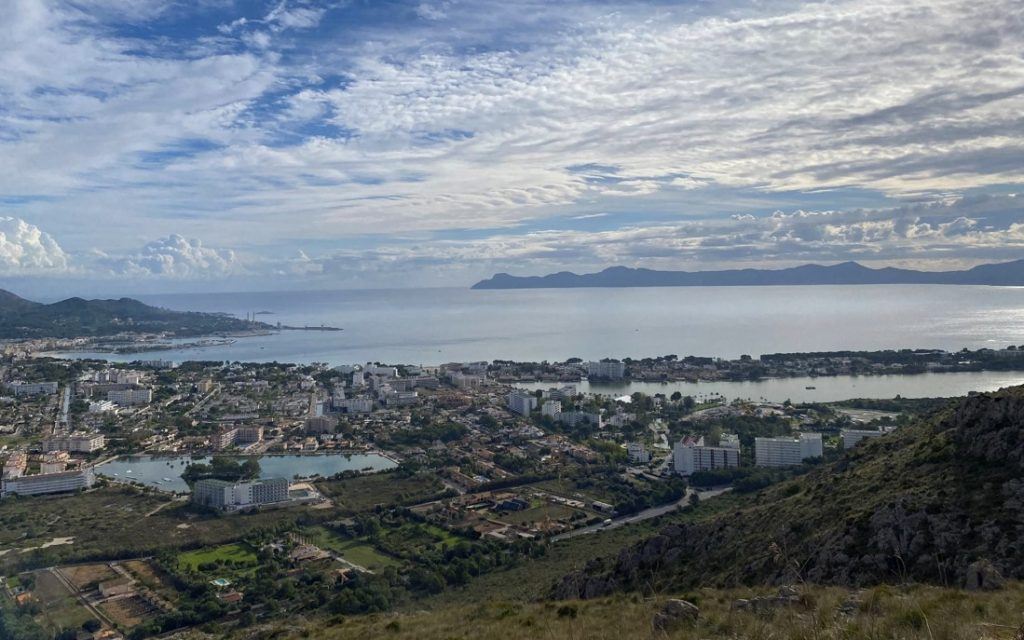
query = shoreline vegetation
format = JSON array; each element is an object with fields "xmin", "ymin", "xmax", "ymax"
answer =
[{"xmin": 487, "ymin": 347, "xmax": 1024, "ymax": 385}]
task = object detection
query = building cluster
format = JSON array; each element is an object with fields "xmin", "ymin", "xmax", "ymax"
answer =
[
  {"xmin": 671, "ymin": 431, "xmax": 830, "ymax": 476},
  {"xmin": 1, "ymin": 446, "xmax": 96, "ymax": 497}
]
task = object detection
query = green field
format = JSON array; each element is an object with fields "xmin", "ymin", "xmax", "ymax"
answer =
[
  {"xmin": 334, "ymin": 541, "xmax": 398, "ymax": 571},
  {"xmin": 304, "ymin": 527, "xmax": 398, "ymax": 571},
  {"xmin": 177, "ymin": 543, "xmax": 257, "ymax": 571}
]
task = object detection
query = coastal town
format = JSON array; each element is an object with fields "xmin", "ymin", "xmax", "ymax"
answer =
[{"xmin": 0, "ymin": 346, "xmax": 1007, "ymax": 639}]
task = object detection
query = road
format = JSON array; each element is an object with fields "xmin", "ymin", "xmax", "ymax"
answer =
[
  {"xmin": 551, "ymin": 486, "xmax": 731, "ymax": 542},
  {"xmin": 57, "ymin": 383, "xmax": 72, "ymax": 432}
]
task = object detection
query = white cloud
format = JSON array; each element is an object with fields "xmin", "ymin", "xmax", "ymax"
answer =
[
  {"xmin": 0, "ymin": 217, "xmax": 70, "ymax": 274},
  {"xmin": 0, "ymin": 0, "xmax": 1023, "ymax": 285},
  {"xmin": 103, "ymin": 235, "xmax": 238, "ymax": 279}
]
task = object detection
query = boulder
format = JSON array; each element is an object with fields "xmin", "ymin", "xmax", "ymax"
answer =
[
  {"xmin": 965, "ymin": 560, "xmax": 1005, "ymax": 591},
  {"xmin": 652, "ymin": 598, "xmax": 699, "ymax": 632},
  {"xmin": 733, "ymin": 586, "xmax": 801, "ymax": 613}
]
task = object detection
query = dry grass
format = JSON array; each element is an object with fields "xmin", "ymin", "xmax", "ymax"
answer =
[
  {"xmin": 250, "ymin": 583, "xmax": 1024, "ymax": 640},
  {"xmin": 60, "ymin": 562, "xmax": 118, "ymax": 590}
]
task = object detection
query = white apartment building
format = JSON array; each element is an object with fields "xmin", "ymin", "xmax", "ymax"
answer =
[
  {"xmin": 547, "ymin": 385, "xmax": 577, "ymax": 400},
  {"xmin": 627, "ymin": 442, "xmax": 651, "ymax": 464},
  {"xmin": 673, "ymin": 435, "xmax": 741, "ymax": 476},
  {"xmin": 586, "ymin": 361, "xmax": 626, "ymax": 379},
  {"xmin": 6, "ymin": 381, "xmax": 58, "ymax": 397},
  {"xmin": 107, "ymin": 388, "xmax": 153, "ymax": 406},
  {"xmin": 42, "ymin": 433, "xmax": 106, "ymax": 453},
  {"xmin": 384, "ymin": 390, "xmax": 419, "ymax": 407},
  {"xmin": 88, "ymin": 400, "xmax": 117, "ymax": 413},
  {"xmin": 755, "ymin": 433, "xmax": 823, "ymax": 467},
  {"xmin": 841, "ymin": 428, "xmax": 893, "ymax": 449},
  {"xmin": 541, "ymin": 400, "xmax": 562, "ymax": 418},
  {"xmin": 507, "ymin": 391, "xmax": 537, "ymax": 416},
  {"xmin": 343, "ymin": 396, "xmax": 375, "ymax": 413},
  {"xmin": 1, "ymin": 467, "xmax": 95, "ymax": 497},
  {"xmin": 192, "ymin": 477, "xmax": 289, "ymax": 511},
  {"xmin": 556, "ymin": 411, "xmax": 602, "ymax": 429}
]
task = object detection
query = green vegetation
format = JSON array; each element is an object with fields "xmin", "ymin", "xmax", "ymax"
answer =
[
  {"xmin": 315, "ymin": 469, "xmax": 449, "ymax": 514},
  {"xmin": 177, "ymin": 543, "xmax": 257, "ymax": 572},
  {"xmin": 181, "ymin": 456, "xmax": 261, "ymax": 484}
]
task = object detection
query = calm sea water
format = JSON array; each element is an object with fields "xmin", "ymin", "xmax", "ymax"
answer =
[
  {"xmin": 51, "ymin": 284, "xmax": 1024, "ymax": 367},
  {"xmin": 517, "ymin": 371, "xmax": 1024, "ymax": 403},
  {"xmin": 97, "ymin": 453, "xmax": 397, "ymax": 493}
]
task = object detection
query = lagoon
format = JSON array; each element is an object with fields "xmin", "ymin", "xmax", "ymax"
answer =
[{"xmin": 96, "ymin": 452, "xmax": 397, "ymax": 493}]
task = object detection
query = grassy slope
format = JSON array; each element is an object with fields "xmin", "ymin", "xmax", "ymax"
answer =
[
  {"xmin": 188, "ymin": 583, "xmax": 1024, "ymax": 640},
  {"xmin": 554, "ymin": 387, "xmax": 1024, "ymax": 595}
]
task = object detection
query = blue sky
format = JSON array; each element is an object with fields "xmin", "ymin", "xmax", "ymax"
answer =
[{"xmin": 1, "ymin": 0, "xmax": 1023, "ymax": 295}]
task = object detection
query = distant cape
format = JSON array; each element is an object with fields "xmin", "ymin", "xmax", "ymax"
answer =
[{"xmin": 471, "ymin": 259, "xmax": 1024, "ymax": 289}]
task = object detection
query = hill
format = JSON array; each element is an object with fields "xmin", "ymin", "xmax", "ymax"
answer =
[
  {"xmin": 471, "ymin": 258, "xmax": 1024, "ymax": 289},
  {"xmin": 554, "ymin": 387, "xmax": 1024, "ymax": 599},
  {"xmin": 0, "ymin": 289, "xmax": 269, "ymax": 339}
]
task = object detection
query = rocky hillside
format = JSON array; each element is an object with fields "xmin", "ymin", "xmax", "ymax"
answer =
[{"xmin": 556, "ymin": 387, "xmax": 1024, "ymax": 598}]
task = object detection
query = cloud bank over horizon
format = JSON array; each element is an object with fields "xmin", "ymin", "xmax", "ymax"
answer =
[{"xmin": 1, "ymin": 0, "xmax": 1023, "ymax": 293}]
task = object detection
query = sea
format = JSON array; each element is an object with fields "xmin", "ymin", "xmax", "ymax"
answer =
[{"xmin": 46, "ymin": 284, "xmax": 1024, "ymax": 401}]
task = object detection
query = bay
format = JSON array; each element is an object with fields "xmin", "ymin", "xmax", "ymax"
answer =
[{"xmin": 47, "ymin": 284, "xmax": 1024, "ymax": 367}]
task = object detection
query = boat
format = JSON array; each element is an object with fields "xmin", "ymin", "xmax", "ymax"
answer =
[
  {"xmin": 162, "ymin": 477, "xmax": 172, "ymax": 482},
  {"xmin": 805, "ymin": 385, "xmax": 816, "ymax": 390}
]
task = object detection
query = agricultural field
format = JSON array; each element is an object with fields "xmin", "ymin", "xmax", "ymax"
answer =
[
  {"xmin": 20, "ymin": 569, "xmax": 101, "ymax": 635},
  {"xmin": 498, "ymin": 503, "xmax": 584, "ymax": 527},
  {"xmin": 58, "ymin": 562, "xmax": 118, "ymax": 591},
  {"xmin": 0, "ymin": 485, "xmax": 304, "ymax": 573},
  {"xmin": 100, "ymin": 594, "xmax": 161, "ymax": 628},
  {"xmin": 122, "ymin": 559, "xmax": 181, "ymax": 604}
]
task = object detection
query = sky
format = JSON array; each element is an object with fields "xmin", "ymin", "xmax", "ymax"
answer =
[{"xmin": 1, "ymin": 0, "xmax": 1023, "ymax": 296}]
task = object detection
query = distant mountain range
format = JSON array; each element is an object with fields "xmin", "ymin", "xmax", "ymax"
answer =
[
  {"xmin": 0, "ymin": 290, "xmax": 269, "ymax": 339},
  {"xmin": 471, "ymin": 259, "xmax": 1024, "ymax": 289}
]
